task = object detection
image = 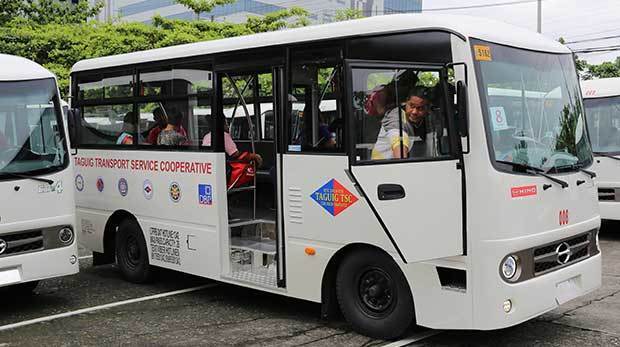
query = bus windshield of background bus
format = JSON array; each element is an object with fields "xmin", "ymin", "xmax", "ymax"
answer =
[
  {"xmin": 473, "ymin": 41, "xmax": 592, "ymax": 173},
  {"xmin": 584, "ymin": 96, "xmax": 620, "ymax": 153},
  {"xmin": 0, "ymin": 78, "xmax": 67, "ymax": 178}
]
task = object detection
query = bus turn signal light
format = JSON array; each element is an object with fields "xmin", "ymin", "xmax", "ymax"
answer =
[{"xmin": 305, "ymin": 247, "xmax": 316, "ymax": 256}]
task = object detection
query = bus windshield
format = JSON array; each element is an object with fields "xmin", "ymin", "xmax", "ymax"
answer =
[
  {"xmin": 0, "ymin": 78, "xmax": 68, "ymax": 178},
  {"xmin": 584, "ymin": 96, "xmax": 620, "ymax": 154},
  {"xmin": 473, "ymin": 40, "xmax": 592, "ymax": 173}
]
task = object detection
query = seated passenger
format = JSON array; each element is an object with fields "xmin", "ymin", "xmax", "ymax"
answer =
[
  {"xmin": 371, "ymin": 88, "xmax": 431, "ymax": 159},
  {"xmin": 147, "ymin": 107, "xmax": 187, "ymax": 145},
  {"xmin": 157, "ymin": 109, "xmax": 188, "ymax": 146},
  {"xmin": 117, "ymin": 112, "xmax": 138, "ymax": 145},
  {"xmin": 202, "ymin": 122, "xmax": 262, "ymax": 166}
]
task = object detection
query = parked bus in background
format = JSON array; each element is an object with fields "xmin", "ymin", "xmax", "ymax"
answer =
[
  {"xmin": 68, "ymin": 14, "xmax": 600, "ymax": 339},
  {"xmin": 0, "ymin": 54, "xmax": 78, "ymax": 293},
  {"xmin": 582, "ymin": 77, "xmax": 620, "ymax": 222}
]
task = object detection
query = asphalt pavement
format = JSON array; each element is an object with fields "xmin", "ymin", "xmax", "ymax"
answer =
[{"xmin": 0, "ymin": 225, "xmax": 619, "ymax": 346}]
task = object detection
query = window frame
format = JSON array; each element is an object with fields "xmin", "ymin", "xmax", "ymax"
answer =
[
  {"xmin": 72, "ymin": 59, "xmax": 215, "ymax": 152},
  {"xmin": 285, "ymin": 44, "xmax": 347, "ymax": 155},
  {"xmin": 345, "ymin": 59, "xmax": 460, "ymax": 166}
]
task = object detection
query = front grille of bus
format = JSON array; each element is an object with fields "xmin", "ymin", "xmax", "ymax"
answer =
[
  {"xmin": 598, "ymin": 188, "xmax": 618, "ymax": 201},
  {"xmin": 0, "ymin": 230, "xmax": 44, "ymax": 257},
  {"xmin": 533, "ymin": 232, "xmax": 593, "ymax": 276}
]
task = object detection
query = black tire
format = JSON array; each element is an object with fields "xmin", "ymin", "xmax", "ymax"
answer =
[
  {"xmin": 336, "ymin": 248, "xmax": 415, "ymax": 340},
  {"xmin": 116, "ymin": 218, "xmax": 155, "ymax": 283},
  {"xmin": 7, "ymin": 280, "xmax": 39, "ymax": 295}
]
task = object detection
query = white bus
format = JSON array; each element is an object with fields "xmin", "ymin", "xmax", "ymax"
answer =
[
  {"xmin": 582, "ymin": 77, "xmax": 620, "ymax": 222},
  {"xmin": 0, "ymin": 54, "xmax": 78, "ymax": 293},
  {"xmin": 68, "ymin": 14, "xmax": 601, "ymax": 339}
]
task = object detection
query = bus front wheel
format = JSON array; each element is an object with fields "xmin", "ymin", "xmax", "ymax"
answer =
[
  {"xmin": 116, "ymin": 219, "xmax": 155, "ymax": 283},
  {"xmin": 336, "ymin": 248, "xmax": 414, "ymax": 340}
]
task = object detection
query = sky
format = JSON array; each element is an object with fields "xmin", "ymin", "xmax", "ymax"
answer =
[{"xmin": 422, "ymin": 0, "xmax": 620, "ymax": 64}]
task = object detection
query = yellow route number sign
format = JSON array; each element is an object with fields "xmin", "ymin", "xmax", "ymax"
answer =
[{"xmin": 474, "ymin": 45, "xmax": 492, "ymax": 61}]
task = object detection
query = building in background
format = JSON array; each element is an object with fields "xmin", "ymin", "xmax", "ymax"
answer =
[{"xmin": 90, "ymin": 0, "xmax": 422, "ymax": 24}]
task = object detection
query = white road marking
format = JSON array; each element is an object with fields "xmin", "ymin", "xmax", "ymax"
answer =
[
  {"xmin": 78, "ymin": 255, "xmax": 93, "ymax": 260},
  {"xmin": 381, "ymin": 330, "xmax": 442, "ymax": 347},
  {"xmin": 0, "ymin": 283, "xmax": 218, "ymax": 332}
]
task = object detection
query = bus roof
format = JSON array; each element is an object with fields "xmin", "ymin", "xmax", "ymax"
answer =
[
  {"xmin": 0, "ymin": 54, "xmax": 55, "ymax": 81},
  {"xmin": 581, "ymin": 77, "xmax": 620, "ymax": 99},
  {"xmin": 71, "ymin": 14, "xmax": 570, "ymax": 73}
]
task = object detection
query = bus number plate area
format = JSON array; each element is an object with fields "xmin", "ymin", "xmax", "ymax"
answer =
[
  {"xmin": 0, "ymin": 268, "xmax": 21, "ymax": 286},
  {"xmin": 555, "ymin": 276, "xmax": 581, "ymax": 305}
]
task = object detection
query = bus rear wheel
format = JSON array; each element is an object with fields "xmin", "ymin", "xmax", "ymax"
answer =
[
  {"xmin": 336, "ymin": 248, "xmax": 414, "ymax": 340},
  {"xmin": 116, "ymin": 219, "xmax": 155, "ymax": 283}
]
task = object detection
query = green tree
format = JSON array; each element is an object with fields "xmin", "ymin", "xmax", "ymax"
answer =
[
  {"xmin": 334, "ymin": 8, "xmax": 364, "ymax": 22},
  {"xmin": 174, "ymin": 0, "xmax": 237, "ymax": 20},
  {"xmin": 245, "ymin": 7, "xmax": 309, "ymax": 32},
  {"xmin": 0, "ymin": 5, "xmax": 312, "ymax": 98},
  {"xmin": 587, "ymin": 57, "xmax": 620, "ymax": 80},
  {"xmin": 0, "ymin": 0, "xmax": 103, "ymax": 26}
]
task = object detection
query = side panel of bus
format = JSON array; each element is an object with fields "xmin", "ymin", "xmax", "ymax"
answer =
[{"xmin": 75, "ymin": 150, "xmax": 226, "ymax": 280}]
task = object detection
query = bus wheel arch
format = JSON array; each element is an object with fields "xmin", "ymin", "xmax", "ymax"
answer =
[
  {"xmin": 111, "ymin": 213, "xmax": 156, "ymax": 283},
  {"xmin": 98, "ymin": 210, "xmax": 136, "ymax": 265},
  {"xmin": 322, "ymin": 243, "xmax": 415, "ymax": 340}
]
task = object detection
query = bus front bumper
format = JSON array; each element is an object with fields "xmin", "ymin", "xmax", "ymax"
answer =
[
  {"xmin": 472, "ymin": 252, "xmax": 601, "ymax": 330},
  {"xmin": 0, "ymin": 245, "xmax": 79, "ymax": 288},
  {"xmin": 599, "ymin": 201, "xmax": 620, "ymax": 221}
]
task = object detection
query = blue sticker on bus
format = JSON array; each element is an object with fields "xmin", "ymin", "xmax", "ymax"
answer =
[{"xmin": 198, "ymin": 184, "xmax": 213, "ymax": 205}]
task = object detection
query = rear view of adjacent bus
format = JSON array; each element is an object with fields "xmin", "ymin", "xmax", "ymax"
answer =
[
  {"xmin": 582, "ymin": 77, "xmax": 620, "ymax": 221},
  {"xmin": 0, "ymin": 54, "xmax": 78, "ymax": 293}
]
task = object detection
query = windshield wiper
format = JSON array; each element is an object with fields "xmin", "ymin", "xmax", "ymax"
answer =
[
  {"xmin": 593, "ymin": 152, "xmax": 620, "ymax": 161},
  {"xmin": 2, "ymin": 172, "xmax": 54, "ymax": 185},
  {"xmin": 550, "ymin": 163, "xmax": 597, "ymax": 179},
  {"xmin": 496, "ymin": 160, "xmax": 568, "ymax": 189}
]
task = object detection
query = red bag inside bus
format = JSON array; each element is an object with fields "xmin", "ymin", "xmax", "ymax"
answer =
[{"xmin": 227, "ymin": 151, "xmax": 256, "ymax": 189}]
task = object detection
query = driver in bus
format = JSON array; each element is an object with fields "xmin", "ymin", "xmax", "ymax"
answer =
[{"xmin": 371, "ymin": 87, "xmax": 432, "ymax": 160}]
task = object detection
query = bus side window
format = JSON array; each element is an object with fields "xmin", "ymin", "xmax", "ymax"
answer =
[
  {"xmin": 352, "ymin": 68, "xmax": 451, "ymax": 162},
  {"xmin": 288, "ymin": 57, "xmax": 344, "ymax": 153},
  {"xmin": 135, "ymin": 64, "xmax": 213, "ymax": 148},
  {"xmin": 79, "ymin": 104, "xmax": 133, "ymax": 145}
]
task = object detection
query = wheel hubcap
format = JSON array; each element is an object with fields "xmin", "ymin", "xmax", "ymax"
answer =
[
  {"xmin": 359, "ymin": 268, "xmax": 394, "ymax": 314},
  {"xmin": 126, "ymin": 236, "xmax": 140, "ymax": 266}
]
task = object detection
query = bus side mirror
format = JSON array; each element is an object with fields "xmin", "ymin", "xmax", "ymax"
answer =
[
  {"xmin": 456, "ymin": 80, "xmax": 469, "ymax": 137},
  {"xmin": 67, "ymin": 108, "xmax": 80, "ymax": 150}
]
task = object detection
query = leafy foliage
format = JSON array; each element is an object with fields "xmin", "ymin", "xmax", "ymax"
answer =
[
  {"xmin": 0, "ymin": 0, "xmax": 103, "ymax": 26},
  {"xmin": 174, "ymin": 0, "xmax": 237, "ymax": 19},
  {"xmin": 334, "ymin": 8, "xmax": 364, "ymax": 22},
  {"xmin": 0, "ymin": 3, "xmax": 309, "ymax": 98}
]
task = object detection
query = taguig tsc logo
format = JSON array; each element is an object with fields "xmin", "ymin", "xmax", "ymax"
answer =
[{"xmin": 311, "ymin": 179, "xmax": 358, "ymax": 217}]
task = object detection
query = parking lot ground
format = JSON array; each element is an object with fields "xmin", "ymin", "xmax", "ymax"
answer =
[{"xmin": 0, "ymin": 226, "xmax": 619, "ymax": 346}]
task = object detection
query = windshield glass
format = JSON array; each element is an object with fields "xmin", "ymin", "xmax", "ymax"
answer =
[
  {"xmin": 473, "ymin": 40, "xmax": 592, "ymax": 173},
  {"xmin": 0, "ymin": 78, "xmax": 68, "ymax": 178},
  {"xmin": 584, "ymin": 96, "xmax": 620, "ymax": 153}
]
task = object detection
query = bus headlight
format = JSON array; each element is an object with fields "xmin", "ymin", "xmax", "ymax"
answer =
[
  {"xmin": 58, "ymin": 227, "xmax": 74, "ymax": 244},
  {"xmin": 501, "ymin": 255, "xmax": 519, "ymax": 281}
]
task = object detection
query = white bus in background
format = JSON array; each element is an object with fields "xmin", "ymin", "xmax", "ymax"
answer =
[
  {"xmin": 69, "ymin": 14, "xmax": 600, "ymax": 339},
  {"xmin": 582, "ymin": 77, "xmax": 620, "ymax": 221},
  {"xmin": 0, "ymin": 54, "xmax": 78, "ymax": 293}
]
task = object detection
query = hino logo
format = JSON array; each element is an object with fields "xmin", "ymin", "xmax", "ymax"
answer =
[
  {"xmin": 0, "ymin": 239, "xmax": 7, "ymax": 255},
  {"xmin": 555, "ymin": 242, "xmax": 572, "ymax": 265}
]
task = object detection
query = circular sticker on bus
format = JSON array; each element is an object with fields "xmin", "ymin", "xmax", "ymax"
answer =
[
  {"xmin": 118, "ymin": 178, "xmax": 128, "ymax": 197},
  {"xmin": 75, "ymin": 174, "xmax": 84, "ymax": 192},
  {"xmin": 169, "ymin": 182, "xmax": 181, "ymax": 203},
  {"xmin": 96, "ymin": 177, "xmax": 104, "ymax": 192},
  {"xmin": 143, "ymin": 179, "xmax": 153, "ymax": 200}
]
